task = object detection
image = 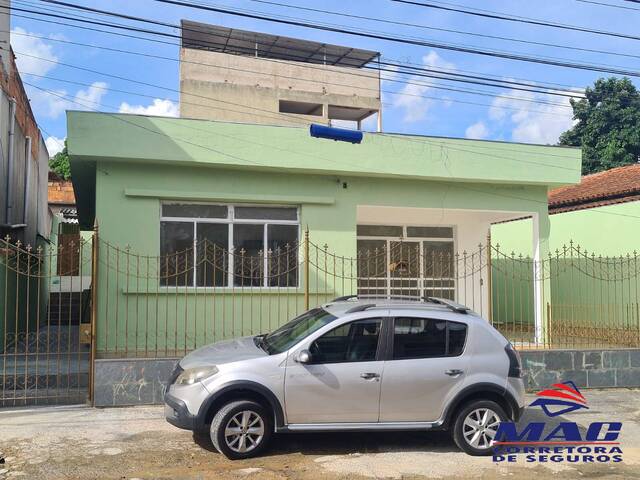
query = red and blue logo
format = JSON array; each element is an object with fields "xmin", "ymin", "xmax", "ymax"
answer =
[
  {"xmin": 492, "ymin": 381, "xmax": 623, "ymax": 464},
  {"xmin": 528, "ymin": 381, "xmax": 589, "ymax": 417}
]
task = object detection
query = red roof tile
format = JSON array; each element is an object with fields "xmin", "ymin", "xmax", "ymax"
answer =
[{"xmin": 548, "ymin": 164, "xmax": 640, "ymax": 213}]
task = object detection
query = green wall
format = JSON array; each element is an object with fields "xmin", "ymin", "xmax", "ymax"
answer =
[
  {"xmin": 92, "ymin": 161, "xmax": 551, "ymax": 356},
  {"xmin": 492, "ymin": 201, "xmax": 640, "ymax": 257}
]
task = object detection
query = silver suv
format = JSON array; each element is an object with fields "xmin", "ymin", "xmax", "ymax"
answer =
[{"xmin": 164, "ymin": 296, "xmax": 525, "ymax": 459}]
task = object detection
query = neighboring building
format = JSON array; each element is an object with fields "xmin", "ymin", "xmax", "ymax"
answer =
[
  {"xmin": 179, "ymin": 21, "xmax": 381, "ymax": 129},
  {"xmin": 67, "ymin": 111, "xmax": 581, "ymax": 356},
  {"xmin": 0, "ymin": 3, "xmax": 51, "ymax": 246},
  {"xmin": 492, "ymin": 163, "xmax": 640, "ymax": 256}
]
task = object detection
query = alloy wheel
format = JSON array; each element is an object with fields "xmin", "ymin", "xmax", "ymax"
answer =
[
  {"xmin": 462, "ymin": 408, "xmax": 501, "ymax": 450},
  {"xmin": 224, "ymin": 410, "xmax": 265, "ymax": 453}
]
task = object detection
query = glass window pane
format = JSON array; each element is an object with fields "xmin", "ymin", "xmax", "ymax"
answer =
[
  {"xmin": 393, "ymin": 317, "xmax": 447, "ymax": 359},
  {"xmin": 162, "ymin": 204, "xmax": 228, "ymax": 219},
  {"xmin": 233, "ymin": 224, "xmax": 264, "ymax": 286},
  {"xmin": 423, "ymin": 241, "xmax": 455, "ymax": 279},
  {"xmin": 407, "ymin": 226, "xmax": 453, "ymax": 238},
  {"xmin": 310, "ymin": 318, "xmax": 381, "ymax": 364},
  {"xmin": 235, "ymin": 206, "xmax": 297, "ymax": 221},
  {"xmin": 448, "ymin": 321, "xmax": 467, "ymax": 356},
  {"xmin": 267, "ymin": 224, "xmax": 298, "ymax": 287},
  {"xmin": 196, "ymin": 223, "xmax": 229, "ymax": 287},
  {"xmin": 357, "ymin": 225, "xmax": 403, "ymax": 237},
  {"xmin": 160, "ymin": 221, "xmax": 194, "ymax": 286}
]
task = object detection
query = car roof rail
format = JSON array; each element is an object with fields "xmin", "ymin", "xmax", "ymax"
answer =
[
  {"xmin": 345, "ymin": 303, "xmax": 377, "ymax": 313},
  {"xmin": 425, "ymin": 297, "xmax": 470, "ymax": 314},
  {"xmin": 332, "ymin": 294, "xmax": 423, "ymax": 303},
  {"xmin": 332, "ymin": 295, "xmax": 359, "ymax": 302}
]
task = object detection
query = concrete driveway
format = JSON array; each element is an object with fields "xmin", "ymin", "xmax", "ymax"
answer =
[{"xmin": 0, "ymin": 389, "xmax": 638, "ymax": 480}]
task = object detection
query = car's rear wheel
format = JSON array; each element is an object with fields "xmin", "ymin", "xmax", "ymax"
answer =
[
  {"xmin": 452, "ymin": 400, "xmax": 507, "ymax": 456},
  {"xmin": 210, "ymin": 400, "xmax": 272, "ymax": 460}
]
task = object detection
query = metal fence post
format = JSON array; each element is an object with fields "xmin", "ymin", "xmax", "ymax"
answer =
[
  {"xmin": 486, "ymin": 232, "xmax": 492, "ymax": 323},
  {"xmin": 89, "ymin": 220, "xmax": 99, "ymax": 406},
  {"xmin": 304, "ymin": 229, "xmax": 309, "ymax": 310}
]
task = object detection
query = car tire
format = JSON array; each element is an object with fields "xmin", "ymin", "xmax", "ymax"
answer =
[
  {"xmin": 452, "ymin": 400, "xmax": 507, "ymax": 456},
  {"xmin": 210, "ymin": 400, "xmax": 273, "ymax": 460}
]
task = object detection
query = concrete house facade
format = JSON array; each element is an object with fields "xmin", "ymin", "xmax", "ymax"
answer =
[{"xmin": 67, "ymin": 111, "xmax": 582, "ymax": 357}]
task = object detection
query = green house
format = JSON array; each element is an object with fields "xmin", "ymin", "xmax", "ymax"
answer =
[{"xmin": 67, "ymin": 111, "xmax": 581, "ymax": 358}]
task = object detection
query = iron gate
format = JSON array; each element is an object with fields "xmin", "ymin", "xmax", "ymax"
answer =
[{"xmin": 1, "ymin": 234, "xmax": 94, "ymax": 406}]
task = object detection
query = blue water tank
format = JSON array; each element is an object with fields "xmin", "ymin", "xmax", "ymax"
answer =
[{"xmin": 309, "ymin": 124, "xmax": 363, "ymax": 144}]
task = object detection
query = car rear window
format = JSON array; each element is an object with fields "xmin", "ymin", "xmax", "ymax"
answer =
[{"xmin": 393, "ymin": 318, "xmax": 467, "ymax": 359}]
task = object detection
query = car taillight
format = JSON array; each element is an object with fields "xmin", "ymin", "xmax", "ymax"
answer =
[{"xmin": 505, "ymin": 344, "xmax": 523, "ymax": 378}]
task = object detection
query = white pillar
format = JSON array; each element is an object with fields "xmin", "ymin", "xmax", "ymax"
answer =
[{"xmin": 532, "ymin": 212, "xmax": 550, "ymax": 346}]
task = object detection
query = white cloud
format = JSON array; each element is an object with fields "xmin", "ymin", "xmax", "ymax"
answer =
[
  {"xmin": 488, "ymin": 88, "xmax": 575, "ymax": 144},
  {"xmin": 27, "ymin": 81, "xmax": 108, "ymax": 119},
  {"xmin": 45, "ymin": 136, "xmax": 65, "ymax": 156},
  {"xmin": 392, "ymin": 51, "xmax": 456, "ymax": 123},
  {"xmin": 118, "ymin": 99, "xmax": 179, "ymax": 117},
  {"xmin": 11, "ymin": 27, "xmax": 58, "ymax": 76},
  {"xmin": 465, "ymin": 121, "xmax": 489, "ymax": 140}
]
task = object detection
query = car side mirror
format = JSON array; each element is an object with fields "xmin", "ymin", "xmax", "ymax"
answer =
[{"xmin": 296, "ymin": 349, "xmax": 312, "ymax": 364}]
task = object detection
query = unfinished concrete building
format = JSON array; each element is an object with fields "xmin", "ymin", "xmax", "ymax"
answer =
[{"xmin": 179, "ymin": 21, "xmax": 382, "ymax": 130}]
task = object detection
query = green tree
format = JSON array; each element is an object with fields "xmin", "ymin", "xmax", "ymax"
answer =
[
  {"xmin": 48, "ymin": 139, "xmax": 71, "ymax": 179},
  {"xmin": 559, "ymin": 77, "xmax": 640, "ymax": 174}
]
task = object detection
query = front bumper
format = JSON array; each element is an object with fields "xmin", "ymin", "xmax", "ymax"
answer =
[{"xmin": 164, "ymin": 392, "xmax": 197, "ymax": 430}]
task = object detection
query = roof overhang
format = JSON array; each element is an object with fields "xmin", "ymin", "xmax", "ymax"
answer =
[
  {"xmin": 67, "ymin": 111, "xmax": 582, "ymax": 229},
  {"xmin": 181, "ymin": 20, "xmax": 379, "ymax": 68}
]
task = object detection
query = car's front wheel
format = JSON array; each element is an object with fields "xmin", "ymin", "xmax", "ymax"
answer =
[
  {"xmin": 210, "ymin": 400, "xmax": 273, "ymax": 460},
  {"xmin": 452, "ymin": 400, "xmax": 507, "ymax": 456}
]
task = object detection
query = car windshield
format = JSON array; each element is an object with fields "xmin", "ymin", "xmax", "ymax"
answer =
[{"xmin": 261, "ymin": 307, "xmax": 337, "ymax": 354}]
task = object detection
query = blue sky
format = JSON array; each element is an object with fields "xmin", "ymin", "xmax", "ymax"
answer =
[{"xmin": 9, "ymin": 0, "xmax": 640, "ymax": 156}]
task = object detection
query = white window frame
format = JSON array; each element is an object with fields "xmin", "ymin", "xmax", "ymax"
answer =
[
  {"xmin": 160, "ymin": 202, "xmax": 300, "ymax": 288},
  {"xmin": 356, "ymin": 224, "xmax": 457, "ymax": 299}
]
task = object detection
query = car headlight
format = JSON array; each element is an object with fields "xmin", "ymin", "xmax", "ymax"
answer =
[{"xmin": 175, "ymin": 366, "xmax": 219, "ymax": 385}]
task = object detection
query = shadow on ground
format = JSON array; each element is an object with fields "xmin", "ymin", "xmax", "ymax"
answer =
[{"xmin": 193, "ymin": 406, "xmax": 592, "ymax": 458}]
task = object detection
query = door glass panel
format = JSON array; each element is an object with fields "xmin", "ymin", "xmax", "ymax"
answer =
[
  {"xmin": 393, "ymin": 317, "xmax": 447, "ymax": 359},
  {"xmin": 310, "ymin": 318, "xmax": 382, "ymax": 364},
  {"xmin": 423, "ymin": 241, "xmax": 454, "ymax": 279},
  {"xmin": 357, "ymin": 239, "xmax": 387, "ymax": 296},
  {"xmin": 390, "ymin": 241, "xmax": 419, "ymax": 297},
  {"xmin": 357, "ymin": 225, "xmax": 403, "ymax": 237}
]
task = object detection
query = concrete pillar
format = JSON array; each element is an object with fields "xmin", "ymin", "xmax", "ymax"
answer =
[{"xmin": 532, "ymin": 212, "xmax": 551, "ymax": 346}]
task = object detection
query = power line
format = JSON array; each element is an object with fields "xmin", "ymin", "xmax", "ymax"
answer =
[
  {"xmin": 392, "ymin": 0, "xmax": 640, "ymax": 42},
  {"xmin": 4, "ymin": 24, "xmax": 581, "ymax": 111},
  {"xmin": 26, "ymin": 1, "xmax": 583, "ymax": 100},
  {"xmin": 576, "ymin": 0, "xmax": 640, "ymax": 11},
  {"xmin": 242, "ymin": 0, "xmax": 640, "ymax": 62},
  {"xmin": 3, "ymin": 4, "xmax": 584, "ymax": 106},
  {"xmin": 27, "ymin": 0, "xmax": 586, "ymax": 93},
  {"xmin": 24, "ymin": 81, "xmax": 640, "ymax": 222},
  {"xmin": 143, "ymin": 0, "xmax": 640, "ymax": 77}
]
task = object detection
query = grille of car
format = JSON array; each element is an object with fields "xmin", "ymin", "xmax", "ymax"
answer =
[{"xmin": 167, "ymin": 363, "xmax": 183, "ymax": 385}]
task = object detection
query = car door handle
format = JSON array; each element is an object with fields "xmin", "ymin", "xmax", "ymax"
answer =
[
  {"xmin": 445, "ymin": 369, "xmax": 464, "ymax": 376},
  {"xmin": 360, "ymin": 372, "xmax": 380, "ymax": 380}
]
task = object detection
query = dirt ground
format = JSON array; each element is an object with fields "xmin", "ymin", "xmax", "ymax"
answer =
[{"xmin": 0, "ymin": 389, "xmax": 638, "ymax": 480}]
